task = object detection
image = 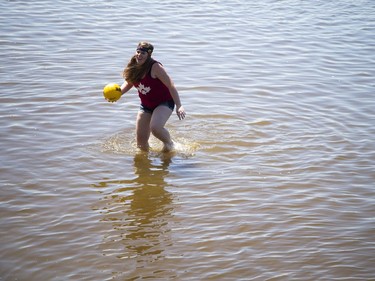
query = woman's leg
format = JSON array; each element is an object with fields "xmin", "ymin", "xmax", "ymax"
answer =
[
  {"xmin": 150, "ymin": 105, "xmax": 174, "ymax": 151},
  {"xmin": 136, "ymin": 110, "xmax": 152, "ymax": 151}
]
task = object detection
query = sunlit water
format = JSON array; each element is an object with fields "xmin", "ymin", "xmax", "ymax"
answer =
[{"xmin": 1, "ymin": 0, "xmax": 374, "ymax": 280}]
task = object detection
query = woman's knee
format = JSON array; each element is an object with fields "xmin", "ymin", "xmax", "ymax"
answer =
[
  {"xmin": 150, "ymin": 106, "xmax": 172, "ymax": 133},
  {"xmin": 150, "ymin": 123, "xmax": 164, "ymax": 136}
]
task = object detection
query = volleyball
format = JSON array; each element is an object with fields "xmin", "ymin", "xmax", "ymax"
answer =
[{"xmin": 103, "ymin": 83, "xmax": 121, "ymax": 102}]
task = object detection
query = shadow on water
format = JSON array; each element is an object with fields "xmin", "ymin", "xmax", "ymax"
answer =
[{"xmin": 92, "ymin": 152, "xmax": 175, "ymax": 270}]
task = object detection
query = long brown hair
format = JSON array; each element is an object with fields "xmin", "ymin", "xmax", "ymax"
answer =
[{"xmin": 122, "ymin": 42, "xmax": 155, "ymax": 84}]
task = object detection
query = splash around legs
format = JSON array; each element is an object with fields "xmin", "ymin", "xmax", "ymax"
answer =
[{"xmin": 136, "ymin": 105, "xmax": 174, "ymax": 152}]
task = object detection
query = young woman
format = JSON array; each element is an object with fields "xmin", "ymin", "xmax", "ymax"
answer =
[{"xmin": 119, "ymin": 42, "xmax": 186, "ymax": 152}]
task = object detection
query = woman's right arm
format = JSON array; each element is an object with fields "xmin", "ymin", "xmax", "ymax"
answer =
[{"xmin": 121, "ymin": 81, "xmax": 133, "ymax": 95}]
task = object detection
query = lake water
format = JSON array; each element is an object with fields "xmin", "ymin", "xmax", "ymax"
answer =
[{"xmin": 1, "ymin": 0, "xmax": 374, "ymax": 280}]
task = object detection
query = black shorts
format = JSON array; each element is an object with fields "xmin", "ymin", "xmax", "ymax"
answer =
[{"xmin": 140, "ymin": 100, "xmax": 175, "ymax": 114}]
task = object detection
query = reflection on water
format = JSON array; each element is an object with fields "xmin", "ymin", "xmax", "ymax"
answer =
[{"xmin": 92, "ymin": 153, "xmax": 174, "ymax": 267}]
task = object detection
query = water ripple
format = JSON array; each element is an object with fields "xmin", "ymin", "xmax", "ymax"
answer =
[{"xmin": 1, "ymin": 0, "xmax": 374, "ymax": 280}]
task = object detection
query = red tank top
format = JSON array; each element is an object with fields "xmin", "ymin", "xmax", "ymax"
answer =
[{"xmin": 133, "ymin": 61, "xmax": 173, "ymax": 110}]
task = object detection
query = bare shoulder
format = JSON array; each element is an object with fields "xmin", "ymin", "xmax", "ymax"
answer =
[{"xmin": 151, "ymin": 61, "xmax": 168, "ymax": 78}]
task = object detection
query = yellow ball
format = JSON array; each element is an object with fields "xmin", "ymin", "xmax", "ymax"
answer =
[{"xmin": 103, "ymin": 83, "xmax": 121, "ymax": 102}]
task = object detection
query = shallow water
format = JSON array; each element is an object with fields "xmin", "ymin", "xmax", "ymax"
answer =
[{"xmin": 1, "ymin": 0, "xmax": 374, "ymax": 280}]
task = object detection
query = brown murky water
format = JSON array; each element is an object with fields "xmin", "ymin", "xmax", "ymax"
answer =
[{"xmin": 1, "ymin": 0, "xmax": 374, "ymax": 280}]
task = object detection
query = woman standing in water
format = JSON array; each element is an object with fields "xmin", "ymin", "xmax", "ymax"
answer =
[{"xmin": 119, "ymin": 42, "xmax": 186, "ymax": 152}]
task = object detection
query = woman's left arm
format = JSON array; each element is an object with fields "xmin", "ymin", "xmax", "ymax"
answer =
[{"xmin": 153, "ymin": 63, "xmax": 186, "ymax": 120}]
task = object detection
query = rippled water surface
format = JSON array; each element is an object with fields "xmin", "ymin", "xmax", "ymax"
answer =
[{"xmin": 1, "ymin": 0, "xmax": 374, "ymax": 280}]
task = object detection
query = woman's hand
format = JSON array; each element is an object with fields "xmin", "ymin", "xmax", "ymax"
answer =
[{"xmin": 176, "ymin": 105, "xmax": 186, "ymax": 120}]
